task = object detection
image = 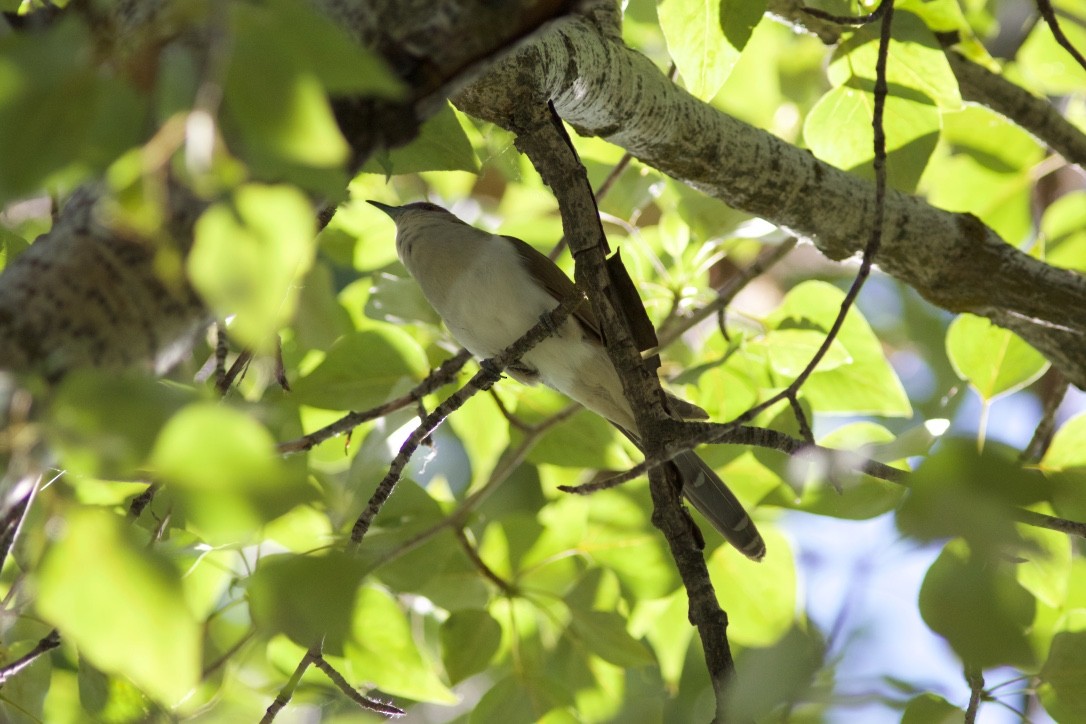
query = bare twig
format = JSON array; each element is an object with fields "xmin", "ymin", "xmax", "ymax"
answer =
[
  {"xmin": 0, "ymin": 629, "xmax": 60, "ymax": 686},
  {"xmin": 1022, "ymin": 371, "xmax": 1068, "ymax": 462},
  {"xmin": 1036, "ymin": 0, "xmax": 1086, "ymax": 73},
  {"xmin": 311, "ymin": 654, "xmax": 405, "ymax": 718},
  {"xmin": 965, "ymin": 667, "xmax": 985, "ymax": 723},
  {"xmin": 278, "ymin": 349, "xmax": 472, "ymax": 454},
  {"xmin": 349, "ymin": 295, "xmax": 586, "ymax": 544},
  {"xmin": 456, "ymin": 527, "xmax": 517, "ymax": 595},
  {"xmin": 260, "ymin": 644, "xmax": 318, "ymax": 724}
]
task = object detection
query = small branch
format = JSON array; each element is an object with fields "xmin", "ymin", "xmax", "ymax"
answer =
[
  {"xmin": 1022, "ymin": 371, "xmax": 1068, "ymax": 462},
  {"xmin": 656, "ymin": 237, "xmax": 798, "ymax": 349},
  {"xmin": 727, "ymin": 3, "xmax": 895, "ymax": 430},
  {"xmin": 311, "ymin": 654, "xmax": 405, "ymax": 718},
  {"xmin": 278, "ymin": 350, "xmax": 472, "ymax": 454},
  {"xmin": 349, "ymin": 295, "xmax": 585, "ymax": 545},
  {"xmin": 455, "ymin": 527, "xmax": 517, "ymax": 595},
  {"xmin": 965, "ymin": 667, "xmax": 985, "ymax": 723},
  {"xmin": 801, "ymin": 0, "xmax": 889, "ymax": 26},
  {"xmin": 0, "ymin": 629, "xmax": 60, "ymax": 685},
  {"xmin": 260, "ymin": 644, "xmax": 319, "ymax": 724},
  {"xmin": 1036, "ymin": 0, "xmax": 1086, "ymax": 74}
]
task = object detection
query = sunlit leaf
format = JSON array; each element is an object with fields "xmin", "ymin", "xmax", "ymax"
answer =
[
  {"xmin": 568, "ymin": 610, "xmax": 654, "ymax": 668},
  {"xmin": 360, "ymin": 103, "xmax": 479, "ymax": 176},
  {"xmin": 248, "ymin": 551, "xmax": 366, "ymax": 652},
  {"xmin": 189, "ymin": 184, "xmax": 316, "ymax": 352},
  {"xmin": 658, "ymin": 0, "xmax": 766, "ymax": 100},
  {"xmin": 946, "ymin": 313, "xmax": 1049, "ymax": 400},
  {"xmin": 919, "ymin": 541, "xmax": 1036, "ymax": 669},
  {"xmin": 441, "ymin": 609, "xmax": 502, "ymax": 684},
  {"xmin": 708, "ymin": 528, "xmax": 795, "ymax": 646},
  {"xmin": 345, "ymin": 586, "xmax": 457, "ymax": 703},
  {"xmin": 1039, "ymin": 611, "xmax": 1086, "ymax": 722},
  {"xmin": 36, "ymin": 509, "xmax": 200, "ymax": 705},
  {"xmin": 292, "ymin": 327, "xmax": 428, "ymax": 410}
]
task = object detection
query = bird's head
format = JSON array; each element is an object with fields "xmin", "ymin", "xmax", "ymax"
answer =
[{"xmin": 367, "ymin": 200, "xmax": 466, "ymax": 229}]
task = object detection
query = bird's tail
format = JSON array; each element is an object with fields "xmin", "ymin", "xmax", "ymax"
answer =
[{"xmin": 672, "ymin": 451, "xmax": 766, "ymax": 561}]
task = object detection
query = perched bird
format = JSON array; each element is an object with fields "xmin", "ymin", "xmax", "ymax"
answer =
[{"xmin": 369, "ymin": 200, "xmax": 765, "ymax": 560}]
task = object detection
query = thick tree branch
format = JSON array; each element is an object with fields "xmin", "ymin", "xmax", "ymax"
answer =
[{"xmin": 453, "ymin": 11, "xmax": 1086, "ymax": 389}]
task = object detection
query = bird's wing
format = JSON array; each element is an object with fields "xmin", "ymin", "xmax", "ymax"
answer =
[{"xmin": 503, "ymin": 235, "xmax": 603, "ymax": 342}]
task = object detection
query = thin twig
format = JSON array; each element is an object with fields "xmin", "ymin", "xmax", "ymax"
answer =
[
  {"xmin": 311, "ymin": 654, "xmax": 405, "ymax": 717},
  {"xmin": 802, "ymin": 0, "xmax": 889, "ymax": 26},
  {"xmin": 1036, "ymin": 0, "xmax": 1086, "ymax": 73},
  {"xmin": 726, "ymin": 2, "xmax": 895, "ymax": 432},
  {"xmin": 965, "ymin": 667, "xmax": 985, "ymax": 723},
  {"xmin": 455, "ymin": 527, "xmax": 517, "ymax": 595},
  {"xmin": 260, "ymin": 644, "xmax": 320, "ymax": 724},
  {"xmin": 0, "ymin": 629, "xmax": 60, "ymax": 685},
  {"xmin": 278, "ymin": 350, "xmax": 472, "ymax": 454},
  {"xmin": 1022, "ymin": 371, "xmax": 1068, "ymax": 462},
  {"xmin": 655, "ymin": 237, "xmax": 798, "ymax": 349},
  {"xmin": 349, "ymin": 295, "xmax": 586, "ymax": 544}
]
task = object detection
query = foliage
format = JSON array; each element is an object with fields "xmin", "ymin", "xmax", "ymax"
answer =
[{"xmin": 1, "ymin": 0, "xmax": 1084, "ymax": 722}]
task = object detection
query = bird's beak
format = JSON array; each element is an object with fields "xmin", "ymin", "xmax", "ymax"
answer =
[{"xmin": 367, "ymin": 200, "xmax": 402, "ymax": 220}]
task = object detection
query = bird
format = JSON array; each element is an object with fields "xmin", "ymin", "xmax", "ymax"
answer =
[{"xmin": 368, "ymin": 200, "xmax": 765, "ymax": 561}]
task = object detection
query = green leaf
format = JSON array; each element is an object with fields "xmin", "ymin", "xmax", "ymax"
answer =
[
  {"xmin": 471, "ymin": 675, "xmax": 569, "ymax": 724},
  {"xmin": 803, "ymin": 85, "xmax": 940, "ymax": 193},
  {"xmin": 946, "ymin": 313, "xmax": 1049, "ymax": 400},
  {"xmin": 1039, "ymin": 611, "xmax": 1086, "ymax": 722},
  {"xmin": 725, "ymin": 627, "xmax": 824, "ymax": 721},
  {"xmin": 36, "ymin": 508, "xmax": 200, "ymax": 705},
  {"xmin": 47, "ymin": 371, "xmax": 192, "ymax": 479},
  {"xmin": 918, "ymin": 541, "xmax": 1036, "ymax": 669},
  {"xmin": 292, "ymin": 327, "xmax": 428, "ymax": 410},
  {"xmin": 0, "ymin": 224, "xmax": 30, "ymax": 272},
  {"xmin": 0, "ymin": 19, "xmax": 137, "ymax": 200},
  {"xmin": 567, "ymin": 610, "xmax": 655, "ymax": 668},
  {"xmin": 78, "ymin": 663, "xmax": 152, "ymax": 723},
  {"xmin": 708, "ymin": 528, "xmax": 796, "ymax": 646},
  {"xmin": 828, "ymin": 11, "xmax": 961, "ymax": 109},
  {"xmin": 760, "ymin": 328, "xmax": 851, "ymax": 376},
  {"xmin": 1041, "ymin": 413, "xmax": 1086, "ymax": 471},
  {"xmin": 150, "ymin": 402, "xmax": 312, "ymax": 543},
  {"xmin": 345, "ymin": 586, "xmax": 457, "ymax": 703},
  {"xmin": 520, "ymin": 405, "xmax": 633, "ymax": 471},
  {"xmin": 898, "ymin": 439, "xmax": 1051, "ymax": 554},
  {"xmin": 901, "ymin": 693, "xmax": 964, "ymax": 724},
  {"xmin": 1041, "ymin": 190, "xmax": 1086, "ymax": 272},
  {"xmin": 1018, "ymin": 14, "xmax": 1086, "ymax": 94},
  {"xmin": 629, "ymin": 589, "xmax": 694, "ymax": 686},
  {"xmin": 248, "ymin": 551, "xmax": 366, "ymax": 652},
  {"xmin": 440, "ymin": 609, "xmax": 503, "ymax": 684},
  {"xmin": 360, "ymin": 103, "xmax": 479, "ymax": 175},
  {"xmin": 189, "ymin": 184, "xmax": 316, "ymax": 352},
  {"xmin": 658, "ymin": 0, "xmax": 766, "ymax": 100},
  {"xmin": 766, "ymin": 281, "xmax": 911, "ymax": 416}
]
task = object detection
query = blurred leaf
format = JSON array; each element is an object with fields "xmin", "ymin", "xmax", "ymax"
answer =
[
  {"xmin": 365, "ymin": 270, "xmax": 443, "ymax": 326},
  {"xmin": 248, "ymin": 551, "xmax": 366, "ymax": 652},
  {"xmin": 897, "ymin": 439, "xmax": 1051, "ymax": 554},
  {"xmin": 1040, "ymin": 412, "xmax": 1086, "ymax": 472},
  {"xmin": 1018, "ymin": 14, "xmax": 1086, "ymax": 94},
  {"xmin": 918, "ymin": 541, "xmax": 1036, "ymax": 669},
  {"xmin": 568, "ymin": 610, "xmax": 655, "ymax": 668},
  {"xmin": 360, "ymin": 103, "xmax": 479, "ymax": 175},
  {"xmin": 292, "ymin": 327, "xmax": 428, "ymax": 410},
  {"xmin": 708, "ymin": 528, "xmax": 795, "ymax": 646},
  {"xmin": 766, "ymin": 281, "xmax": 911, "ymax": 416},
  {"xmin": 629, "ymin": 588, "xmax": 693, "ymax": 686},
  {"xmin": 150, "ymin": 402, "xmax": 312, "ymax": 543},
  {"xmin": 1039, "ymin": 611, "xmax": 1086, "ymax": 722},
  {"xmin": 725, "ymin": 627, "xmax": 824, "ymax": 721},
  {"xmin": 946, "ymin": 313, "xmax": 1049, "ymax": 400},
  {"xmin": 901, "ymin": 693, "xmax": 963, "ymax": 724},
  {"xmin": 345, "ymin": 586, "xmax": 457, "ymax": 703},
  {"xmin": 1041, "ymin": 190, "xmax": 1086, "ymax": 272},
  {"xmin": 441, "ymin": 609, "xmax": 502, "ymax": 684},
  {"xmin": 48, "ymin": 371, "xmax": 192, "ymax": 479},
  {"xmin": 78, "ymin": 663, "xmax": 151, "ymax": 723},
  {"xmin": 37, "ymin": 508, "xmax": 200, "ymax": 705},
  {"xmin": 471, "ymin": 675, "xmax": 570, "ymax": 724},
  {"xmin": 0, "ymin": 225, "xmax": 30, "ymax": 272},
  {"xmin": 0, "ymin": 19, "xmax": 145, "ymax": 201},
  {"xmin": 658, "ymin": 0, "xmax": 766, "ymax": 100},
  {"xmin": 189, "ymin": 184, "xmax": 316, "ymax": 352}
]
